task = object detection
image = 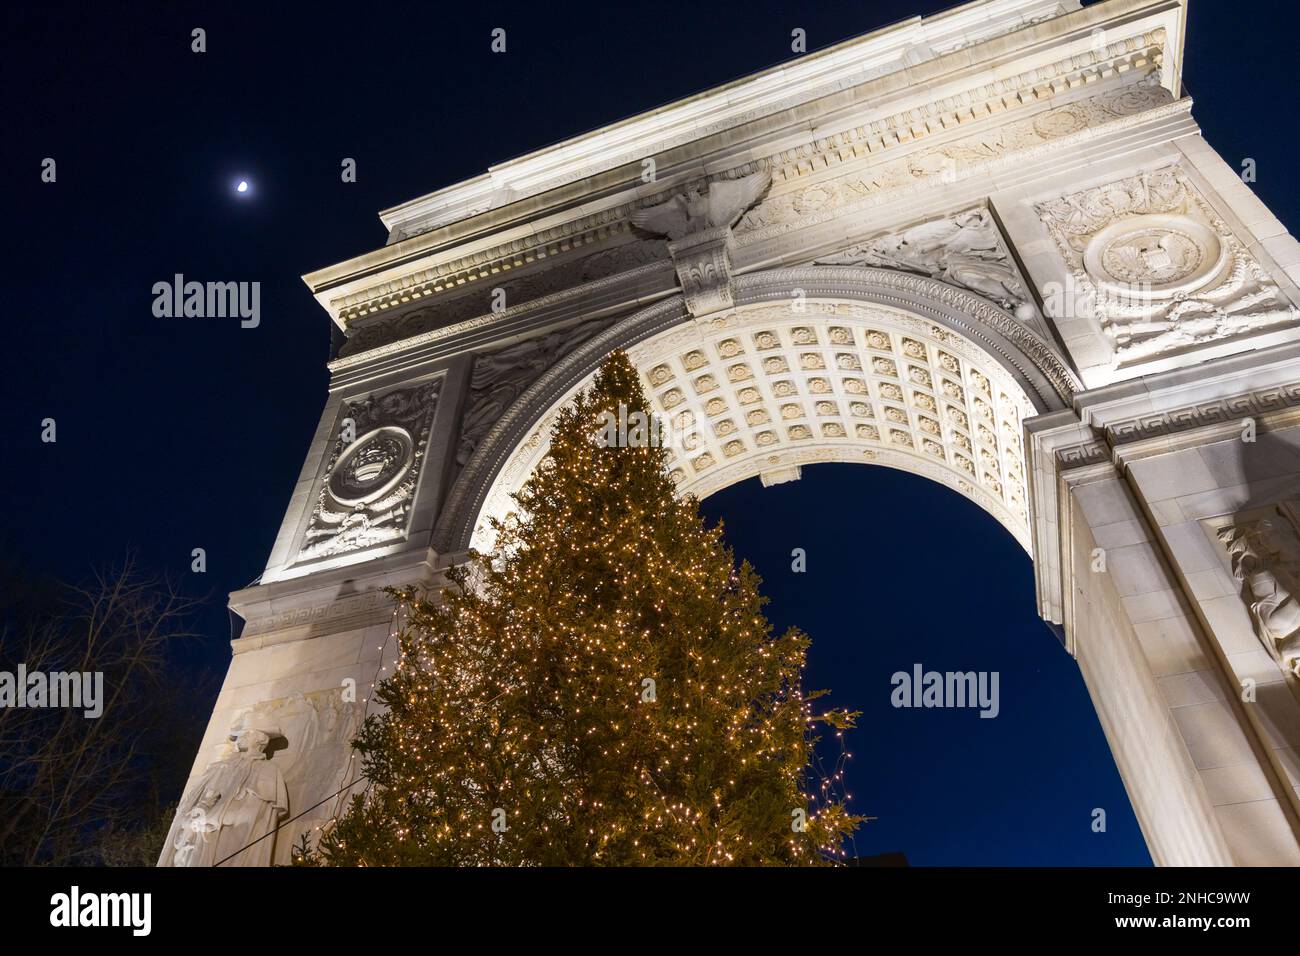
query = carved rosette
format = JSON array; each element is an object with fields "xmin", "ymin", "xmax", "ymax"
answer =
[
  {"xmin": 669, "ymin": 226, "xmax": 736, "ymax": 317},
  {"xmin": 297, "ymin": 380, "xmax": 440, "ymax": 563}
]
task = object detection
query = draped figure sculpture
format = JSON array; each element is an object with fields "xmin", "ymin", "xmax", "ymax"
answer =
[
  {"xmin": 1219, "ymin": 518, "xmax": 1300, "ymax": 676},
  {"xmin": 160, "ymin": 723, "xmax": 289, "ymax": 867}
]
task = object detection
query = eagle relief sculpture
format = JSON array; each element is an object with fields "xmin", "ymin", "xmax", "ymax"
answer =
[
  {"xmin": 630, "ymin": 171, "xmax": 772, "ymax": 240},
  {"xmin": 630, "ymin": 171, "xmax": 771, "ymax": 315}
]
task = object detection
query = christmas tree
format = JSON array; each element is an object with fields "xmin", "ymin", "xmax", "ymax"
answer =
[{"xmin": 310, "ymin": 351, "xmax": 861, "ymax": 865}]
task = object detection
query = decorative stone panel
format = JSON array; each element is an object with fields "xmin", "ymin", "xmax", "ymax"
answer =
[
  {"xmin": 1037, "ymin": 164, "xmax": 1298, "ymax": 367},
  {"xmin": 296, "ymin": 379, "xmax": 440, "ymax": 563}
]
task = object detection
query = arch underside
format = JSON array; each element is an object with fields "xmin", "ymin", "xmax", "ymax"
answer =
[{"xmin": 437, "ymin": 267, "xmax": 1079, "ymax": 557}]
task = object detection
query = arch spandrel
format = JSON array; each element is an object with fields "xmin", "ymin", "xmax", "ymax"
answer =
[{"xmin": 437, "ymin": 266, "xmax": 1081, "ymax": 556}]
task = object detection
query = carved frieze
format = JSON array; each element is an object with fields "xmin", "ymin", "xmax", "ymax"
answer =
[
  {"xmin": 1037, "ymin": 164, "xmax": 1298, "ymax": 366},
  {"xmin": 339, "ymin": 239, "xmax": 668, "ymax": 357},
  {"xmin": 735, "ymin": 76, "xmax": 1176, "ymax": 242},
  {"xmin": 411, "ymin": 24, "xmax": 1164, "ymax": 233},
  {"xmin": 334, "ymin": 75, "xmax": 1176, "ymax": 363},
  {"xmin": 1217, "ymin": 503, "xmax": 1300, "ymax": 678},
  {"xmin": 817, "ymin": 207, "xmax": 1036, "ymax": 321},
  {"xmin": 297, "ymin": 380, "xmax": 440, "ymax": 563}
]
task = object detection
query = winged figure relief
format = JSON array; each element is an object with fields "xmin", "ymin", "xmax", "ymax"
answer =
[{"xmin": 630, "ymin": 171, "xmax": 772, "ymax": 240}]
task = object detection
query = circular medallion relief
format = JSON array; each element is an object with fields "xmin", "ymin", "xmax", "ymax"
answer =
[
  {"xmin": 1083, "ymin": 214, "xmax": 1225, "ymax": 299},
  {"xmin": 1033, "ymin": 108, "xmax": 1086, "ymax": 139},
  {"xmin": 1103, "ymin": 85, "xmax": 1168, "ymax": 116},
  {"xmin": 328, "ymin": 426, "xmax": 414, "ymax": 505}
]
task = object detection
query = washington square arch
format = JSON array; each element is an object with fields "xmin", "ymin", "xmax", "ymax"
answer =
[{"xmin": 165, "ymin": 0, "xmax": 1300, "ymax": 867}]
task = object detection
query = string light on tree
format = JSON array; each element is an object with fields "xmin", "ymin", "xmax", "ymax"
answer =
[{"xmin": 301, "ymin": 352, "xmax": 863, "ymax": 866}]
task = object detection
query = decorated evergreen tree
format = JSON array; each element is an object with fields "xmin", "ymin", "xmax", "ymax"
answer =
[{"xmin": 311, "ymin": 351, "xmax": 861, "ymax": 866}]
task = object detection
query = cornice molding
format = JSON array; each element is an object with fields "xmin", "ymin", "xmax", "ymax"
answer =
[
  {"xmin": 312, "ymin": 15, "xmax": 1173, "ymax": 330},
  {"xmin": 1105, "ymin": 384, "xmax": 1300, "ymax": 446},
  {"xmin": 331, "ymin": 84, "xmax": 1185, "ymax": 371},
  {"xmin": 326, "ymin": 259, "xmax": 674, "ymax": 372},
  {"xmin": 1050, "ymin": 381, "xmax": 1300, "ymax": 474},
  {"xmin": 375, "ymin": 0, "xmax": 1077, "ymax": 238}
]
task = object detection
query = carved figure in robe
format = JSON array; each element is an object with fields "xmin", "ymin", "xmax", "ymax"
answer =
[
  {"xmin": 159, "ymin": 724, "xmax": 290, "ymax": 867},
  {"xmin": 1219, "ymin": 520, "xmax": 1300, "ymax": 675}
]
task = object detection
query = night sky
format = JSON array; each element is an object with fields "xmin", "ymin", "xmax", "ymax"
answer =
[{"xmin": 5, "ymin": 0, "xmax": 1297, "ymax": 865}]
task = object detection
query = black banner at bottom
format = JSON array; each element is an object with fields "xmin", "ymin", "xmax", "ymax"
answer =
[{"xmin": 0, "ymin": 865, "xmax": 1280, "ymax": 942}]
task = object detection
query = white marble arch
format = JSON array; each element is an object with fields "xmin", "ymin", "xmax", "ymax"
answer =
[
  {"xmin": 173, "ymin": 0, "xmax": 1300, "ymax": 867},
  {"xmin": 427, "ymin": 267, "xmax": 1300, "ymax": 868},
  {"xmin": 435, "ymin": 266, "xmax": 1079, "ymax": 562}
]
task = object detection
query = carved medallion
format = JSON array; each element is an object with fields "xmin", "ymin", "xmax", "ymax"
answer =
[
  {"xmin": 297, "ymin": 380, "xmax": 440, "ymax": 563},
  {"xmin": 327, "ymin": 427, "xmax": 414, "ymax": 505},
  {"xmin": 1033, "ymin": 107, "xmax": 1087, "ymax": 139},
  {"xmin": 1038, "ymin": 165, "xmax": 1298, "ymax": 365},
  {"xmin": 1083, "ymin": 214, "xmax": 1224, "ymax": 298}
]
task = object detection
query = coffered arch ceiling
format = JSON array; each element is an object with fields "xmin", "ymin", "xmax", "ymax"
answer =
[{"xmin": 435, "ymin": 266, "xmax": 1080, "ymax": 556}]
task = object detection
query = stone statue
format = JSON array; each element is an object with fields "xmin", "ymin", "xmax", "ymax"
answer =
[
  {"xmin": 1218, "ymin": 519, "xmax": 1300, "ymax": 676},
  {"xmin": 629, "ymin": 172, "xmax": 771, "ymax": 317},
  {"xmin": 160, "ymin": 723, "xmax": 290, "ymax": 867}
]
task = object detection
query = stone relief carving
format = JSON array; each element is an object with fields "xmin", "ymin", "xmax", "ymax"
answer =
[
  {"xmin": 735, "ymin": 75, "xmax": 1175, "ymax": 240},
  {"xmin": 456, "ymin": 317, "xmax": 611, "ymax": 468},
  {"xmin": 161, "ymin": 689, "xmax": 363, "ymax": 866},
  {"xmin": 393, "ymin": 25, "xmax": 1164, "ymax": 238},
  {"xmin": 631, "ymin": 171, "xmax": 771, "ymax": 316},
  {"xmin": 1218, "ymin": 504, "xmax": 1300, "ymax": 677},
  {"xmin": 160, "ymin": 720, "xmax": 289, "ymax": 867},
  {"xmin": 338, "ymin": 238, "xmax": 669, "ymax": 357},
  {"xmin": 1037, "ymin": 164, "xmax": 1298, "ymax": 365},
  {"xmin": 298, "ymin": 379, "xmax": 440, "ymax": 563},
  {"xmin": 631, "ymin": 172, "xmax": 771, "ymax": 240},
  {"xmin": 817, "ymin": 207, "xmax": 1036, "ymax": 321}
]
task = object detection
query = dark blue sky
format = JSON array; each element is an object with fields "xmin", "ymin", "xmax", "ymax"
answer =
[
  {"xmin": 5, "ymin": 0, "xmax": 1297, "ymax": 864},
  {"xmin": 701, "ymin": 465, "xmax": 1149, "ymax": 865}
]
